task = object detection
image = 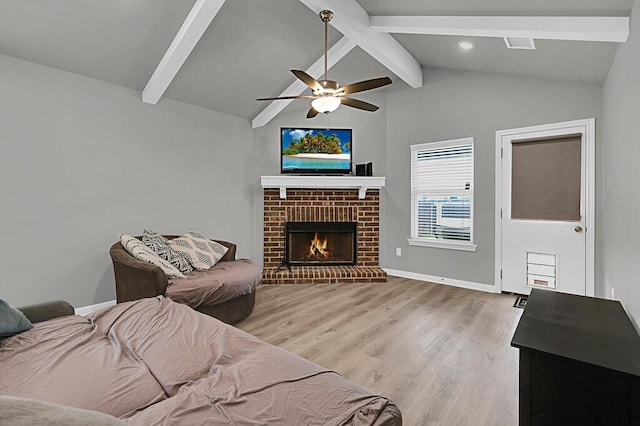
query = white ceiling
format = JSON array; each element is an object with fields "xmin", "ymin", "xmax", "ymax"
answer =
[
  {"xmin": 0, "ymin": 0, "xmax": 194, "ymax": 90},
  {"xmin": 0, "ymin": 0, "xmax": 634, "ymax": 122}
]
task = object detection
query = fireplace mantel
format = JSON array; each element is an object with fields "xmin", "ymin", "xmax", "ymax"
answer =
[{"xmin": 261, "ymin": 175, "xmax": 386, "ymax": 199}]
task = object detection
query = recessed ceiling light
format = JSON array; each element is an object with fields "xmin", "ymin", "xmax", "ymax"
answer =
[{"xmin": 459, "ymin": 41, "xmax": 474, "ymax": 50}]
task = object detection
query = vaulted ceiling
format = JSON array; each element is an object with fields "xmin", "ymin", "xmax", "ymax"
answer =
[{"xmin": 0, "ymin": 0, "xmax": 634, "ymax": 126}]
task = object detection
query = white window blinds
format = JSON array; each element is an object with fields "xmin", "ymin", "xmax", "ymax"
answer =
[{"xmin": 410, "ymin": 138, "xmax": 474, "ymax": 244}]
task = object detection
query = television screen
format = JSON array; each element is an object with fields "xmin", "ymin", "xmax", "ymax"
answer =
[{"xmin": 281, "ymin": 127, "xmax": 352, "ymax": 174}]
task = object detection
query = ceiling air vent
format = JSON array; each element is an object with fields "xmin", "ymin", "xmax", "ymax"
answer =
[{"xmin": 503, "ymin": 37, "xmax": 536, "ymax": 50}]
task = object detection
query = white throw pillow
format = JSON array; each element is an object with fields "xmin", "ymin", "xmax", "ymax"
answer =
[{"xmin": 120, "ymin": 234, "xmax": 185, "ymax": 279}]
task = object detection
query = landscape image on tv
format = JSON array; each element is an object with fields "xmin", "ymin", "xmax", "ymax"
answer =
[{"xmin": 281, "ymin": 128, "xmax": 352, "ymax": 173}]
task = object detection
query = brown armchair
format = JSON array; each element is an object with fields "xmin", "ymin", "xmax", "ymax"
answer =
[{"xmin": 109, "ymin": 236, "xmax": 256, "ymax": 324}]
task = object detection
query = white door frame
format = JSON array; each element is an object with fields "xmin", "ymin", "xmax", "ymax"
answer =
[{"xmin": 495, "ymin": 118, "xmax": 595, "ymax": 296}]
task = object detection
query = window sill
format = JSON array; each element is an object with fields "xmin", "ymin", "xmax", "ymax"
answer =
[{"xmin": 407, "ymin": 238, "xmax": 477, "ymax": 252}]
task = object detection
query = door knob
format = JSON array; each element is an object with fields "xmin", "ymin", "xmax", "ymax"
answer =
[{"xmin": 575, "ymin": 226, "xmax": 583, "ymax": 233}]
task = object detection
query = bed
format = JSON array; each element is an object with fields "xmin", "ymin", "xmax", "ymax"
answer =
[{"xmin": 0, "ymin": 296, "xmax": 402, "ymax": 425}]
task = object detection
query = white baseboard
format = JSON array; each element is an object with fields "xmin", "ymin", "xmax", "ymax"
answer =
[
  {"xmin": 383, "ymin": 268, "xmax": 498, "ymax": 294},
  {"xmin": 74, "ymin": 300, "xmax": 116, "ymax": 316}
]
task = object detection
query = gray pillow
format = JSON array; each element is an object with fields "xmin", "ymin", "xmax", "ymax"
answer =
[{"xmin": 0, "ymin": 298, "xmax": 33, "ymax": 337}]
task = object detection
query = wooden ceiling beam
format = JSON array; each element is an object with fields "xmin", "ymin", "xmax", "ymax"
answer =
[
  {"xmin": 142, "ymin": 0, "xmax": 226, "ymax": 104},
  {"xmin": 299, "ymin": 0, "xmax": 423, "ymax": 89},
  {"xmin": 369, "ymin": 16, "xmax": 629, "ymax": 43}
]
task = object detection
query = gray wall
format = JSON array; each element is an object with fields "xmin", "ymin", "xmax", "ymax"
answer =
[
  {"xmin": 0, "ymin": 54, "xmax": 255, "ymax": 308},
  {"xmin": 602, "ymin": 1, "xmax": 640, "ymax": 326},
  {"xmin": 0, "ymin": 45, "xmax": 623, "ymax": 312},
  {"xmin": 382, "ymin": 69, "xmax": 603, "ymax": 288}
]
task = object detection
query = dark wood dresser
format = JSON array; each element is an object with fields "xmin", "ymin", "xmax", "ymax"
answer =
[{"xmin": 511, "ymin": 289, "xmax": 640, "ymax": 426}]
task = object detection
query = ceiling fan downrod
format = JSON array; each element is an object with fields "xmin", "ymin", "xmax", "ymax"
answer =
[{"xmin": 319, "ymin": 10, "xmax": 333, "ymax": 82}]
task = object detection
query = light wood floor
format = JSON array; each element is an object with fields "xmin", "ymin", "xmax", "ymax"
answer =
[{"xmin": 237, "ymin": 277, "xmax": 523, "ymax": 426}]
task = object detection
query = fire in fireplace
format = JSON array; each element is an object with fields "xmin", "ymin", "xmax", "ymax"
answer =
[
  {"xmin": 308, "ymin": 232, "xmax": 329, "ymax": 260},
  {"xmin": 285, "ymin": 221, "xmax": 357, "ymax": 266}
]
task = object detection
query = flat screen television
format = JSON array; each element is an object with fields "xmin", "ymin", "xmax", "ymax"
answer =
[{"xmin": 280, "ymin": 127, "xmax": 352, "ymax": 175}]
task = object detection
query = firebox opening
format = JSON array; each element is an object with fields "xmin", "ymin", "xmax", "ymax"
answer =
[{"xmin": 286, "ymin": 221, "xmax": 357, "ymax": 266}]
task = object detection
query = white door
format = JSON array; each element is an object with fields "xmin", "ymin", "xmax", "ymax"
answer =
[{"xmin": 497, "ymin": 119, "xmax": 595, "ymax": 296}]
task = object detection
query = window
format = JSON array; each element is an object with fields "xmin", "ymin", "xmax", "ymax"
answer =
[{"xmin": 408, "ymin": 137, "xmax": 476, "ymax": 251}]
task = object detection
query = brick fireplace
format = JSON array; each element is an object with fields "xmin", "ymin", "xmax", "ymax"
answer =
[{"xmin": 261, "ymin": 176, "xmax": 387, "ymax": 284}]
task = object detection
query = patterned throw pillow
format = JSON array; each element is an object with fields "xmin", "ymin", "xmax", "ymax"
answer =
[
  {"xmin": 142, "ymin": 230, "xmax": 193, "ymax": 274},
  {"xmin": 120, "ymin": 234, "xmax": 185, "ymax": 279},
  {"xmin": 185, "ymin": 230, "xmax": 229, "ymax": 262},
  {"xmin": 168, "ymin": 230, "xmax": 229, "ymax": 271}
]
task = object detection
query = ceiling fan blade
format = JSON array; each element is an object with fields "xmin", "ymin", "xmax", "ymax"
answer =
[
  {"xmin": 306, "ymin": 107, "xmax": 320, "ymax": 118},
  {"xmin": 256, "ymin": 95, "xmax": 315, "ymax": 101},
  {"xmin": 338, "ymin": 77, "xmax": 392, "ymax": 95},
  {"xmin": 340, "ymin": 97, "xmax": 379, "ymax": 112},
  {"xmin": 291, "ymin": 70, "xmax": 323, "ymax": 92}
]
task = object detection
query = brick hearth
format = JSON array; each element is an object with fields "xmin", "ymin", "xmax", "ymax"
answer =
[{"xmin": 262, "ymin": 188, "xmax": 386, "ymax": 284}]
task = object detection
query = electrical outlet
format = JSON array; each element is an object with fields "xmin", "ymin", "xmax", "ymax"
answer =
[{"xmin": 396, "ymin": 247, "xmax": 402, "ymax": 256}]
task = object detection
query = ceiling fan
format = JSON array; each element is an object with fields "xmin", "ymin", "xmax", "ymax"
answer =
[{"xmin": 256, "ymin": 10, "xmax": 392, "ymax": 118}]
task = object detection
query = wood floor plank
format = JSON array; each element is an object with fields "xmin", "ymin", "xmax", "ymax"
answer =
[{"xmin": 237, "ymin": 277, "xmax": 522, "ymax": 425}]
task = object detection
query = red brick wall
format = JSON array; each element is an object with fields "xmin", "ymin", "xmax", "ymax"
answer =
[{"xmin": 263, "ymin": 189, "xmax": 380, "ymax": 269}]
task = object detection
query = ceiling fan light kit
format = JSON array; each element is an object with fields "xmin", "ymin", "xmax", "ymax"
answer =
[
  {"xmin": 311, "ymin": 96, "xmax": 341, "ymax": 113},
  {"xmin": 256, "ymin": 10, "xmax": 392, "ymax": 119}
]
